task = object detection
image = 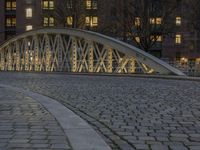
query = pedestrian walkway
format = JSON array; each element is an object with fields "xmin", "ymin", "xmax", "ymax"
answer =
[
  {"xmin": 0, "ymin": 86, "xmax": 72, "ymax": 150},
  {"xmin": 0, "ymin": 85, "xmax": 111, "ymax": 150}
]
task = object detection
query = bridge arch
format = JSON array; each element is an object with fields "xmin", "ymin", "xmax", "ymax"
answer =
[{"xmin": 0, "ymin": 28, "xmax": 184, "ymax": 75}]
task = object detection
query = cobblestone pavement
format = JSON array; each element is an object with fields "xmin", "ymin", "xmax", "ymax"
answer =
[
  {"xmin": 0, "ymin": 72, "xmax": 200, "ymax": 150},
  {"xmin": 0, "ymin": 86, "xmax": 72, "ymax": 150}
]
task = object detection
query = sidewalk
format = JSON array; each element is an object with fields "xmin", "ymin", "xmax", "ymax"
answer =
[
  {"xmin": 0, "ymin": 86, "xmax": 72, "ymax": 150},
  {"xmin": 0, "ymin": 85, "xmax": 111, "ymax": 150}
]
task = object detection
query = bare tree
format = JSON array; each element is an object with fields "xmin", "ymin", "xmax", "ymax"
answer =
[
  {"xmin": 113, "ymin": 0, "xmax": 181, "ymax": 52},
  {"xmin": 54, "ymin": 0, "xmax": 85, "ymax": 28}
]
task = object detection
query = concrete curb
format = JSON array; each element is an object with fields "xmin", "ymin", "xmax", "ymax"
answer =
[
  {"xmin": 1, "ymin": 71, "xmax": 200, "ymax": 82},
  {"xmin": 0, "ymin": 84, "xmax": 112, "ymax": 150}
]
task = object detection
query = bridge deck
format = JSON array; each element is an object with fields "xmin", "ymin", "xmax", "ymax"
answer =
[{"xmin": 0, "ymin": 72, "xmax": 200, "ymax": 150}]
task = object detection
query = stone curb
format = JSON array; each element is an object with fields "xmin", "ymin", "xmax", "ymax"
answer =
[
  {"xmin": 57, "ymin": 73, "xmax": 200, "ymax": 82},
  {"xmin": 0, "ymin": 84, "xmax": 112, "ymax": 150},
  {"xmin": 1, "ymin": 71, "xmax": 200, "ymax": 82}
]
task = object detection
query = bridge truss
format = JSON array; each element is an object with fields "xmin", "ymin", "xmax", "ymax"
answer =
[{"xmin": 0, "ymin": 28, "xmax": 184, "ymax": 75}]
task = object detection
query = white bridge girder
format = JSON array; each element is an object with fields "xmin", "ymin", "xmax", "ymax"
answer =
[{"xmin": 0, "ymin": 28, "xmax": 185, "ymax": 75}]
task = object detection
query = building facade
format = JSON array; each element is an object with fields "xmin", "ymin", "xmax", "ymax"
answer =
[{"xmin": 0, "ymin": 0, "xmax": 200, "ymax": 63}]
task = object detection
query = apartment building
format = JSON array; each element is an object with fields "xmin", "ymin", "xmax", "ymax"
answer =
[{"xmin": 0, "ymin": 0, "xmax": 199, "ymax": 62}]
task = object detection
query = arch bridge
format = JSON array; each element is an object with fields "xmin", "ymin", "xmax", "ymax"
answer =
[{"xmin": 0, "ymin": 28, "xmax": 184, "ymax": 75}]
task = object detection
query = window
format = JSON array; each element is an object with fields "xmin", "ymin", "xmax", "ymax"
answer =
[
  {"xmin": 49, "ymin": 1, "xmax": 54, "ymax": 9},
  {"xmin": 43, "ymin": 1, "xmax": 48, "ymax": 8},
  {"xmin": 85, "ymin": 17, "xmax": 90, "ymax": 25},
  {"xmin": 66, "ymin": 16, "xmax": 73, "ymax": 26},
  {"xmin": 6, "ymin": 1, "xmax": 16, "ymax": 10},
  {"xmin": 157, "ymin": 36, "xmax": 162, "ymax": 42},
  {"xmin": 26, "ymin": 8, "xmax": 32, "ymax": 18},
  {"xmin": 6, "ymin": 18, "xmax": 16, "ymax": 27},
  {"xmin": 135, "ymin": 37, "xmax": 140, "ymax": 43},
  {"xmin": 43, "ymin": 17, "xmax": 54, "ymax": 26},
  {"xmin": 150, "ymin": 17, "xmax": 162, "ymax": 25},
  {"xmin": 85, "ymin": 16, "xmax": 98, "ymax": 27},
  {"xmin": 43, "ymin": 17, "xmax": 48, "ymax": 26},
  {"xmin": 175, "ymin": 34, "xmax": 182, "ymax": 44},
  {"xmin": 151, "ymin": 35, "xmax": 162, "ymax": 42},
  {"xmin": 86, "ymin": 0, "xmax": 97, "ymax": 9},
  {"xmin": 135, "ymin": 17, "xmax": 141, "ymax": 26},
  {"xmin": 26, "ymin": 0, "xmax": 32, "ymax": 4},
  {"xmin": 49, "ymin": 17, "xmax": 54, "ymax": 26},
  {"xmin": 92, "ymin": 17, "xmax": 98, "ymax": 26},
  {"xmin": 43, "ymin": 0, "xmax": 54, "ymax": 10},
  {"xmin": 86, "ymin": 0, "xmax": 92, "ymax": 9},
  {"xmin": 92, "ymin": 0, "xmax": 97, "ymax": 9},
  {"xmin": 176, "ymin": 17, "xmax": 181, "ymax": 26},
  {"xmin": 26, "ymin": 25, "xmax": 33, "ymax": 31}
]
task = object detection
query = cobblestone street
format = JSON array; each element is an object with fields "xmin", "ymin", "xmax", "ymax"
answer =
[{"xmin": 0, "ymin": 72, "xmax": 200, "ymax": 150}]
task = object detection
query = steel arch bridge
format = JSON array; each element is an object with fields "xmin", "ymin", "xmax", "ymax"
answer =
[{"xmin": 0, "ymin": 28, "xmax": 184, "ymax": 75}]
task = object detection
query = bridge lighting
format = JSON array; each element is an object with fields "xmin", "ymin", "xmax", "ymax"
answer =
[
  {"xmin": 180, "ymin": 57, "xmax": 188, "ymax": 63},
  {"xmin": 0, "ymin": 28, "xmax": 185, "ymax": 75}
]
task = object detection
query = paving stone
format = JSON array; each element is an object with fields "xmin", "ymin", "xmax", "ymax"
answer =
[
  {"xmin": 169, "ymin": 145, "xmax": 188, "ymax": 150},
  {"xmin": 134, "ymin": 144, "xmax": 149, "ymax": 149},
  {"xmin": 0, "ymin": 87, "xmax": 72, "ymax": 150},
  {"xmin": 189, "ymin": 146, "xmax": 200, "ymax": 150},
  {"xmin": 150, "ymin": 144, "xmax": 169, "ymax": 150},
  {"xmin": 51, "ymin": 144, "xmax": 71, "ymax": 149}
]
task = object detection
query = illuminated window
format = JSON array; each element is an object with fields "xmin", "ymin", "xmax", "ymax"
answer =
[
  {"xmin": 6, "ymin": 17, "xmax": 16, "ymax": 27},
  {"xmin": 135, "ymin": 37, "xmax": 140, "ymax": 43},
  {"xmin": 86, "ymin": 0, "xmax": 97, "ymax": 9},
  {"xmin": 135, "ymin": 17, "xmax": 141, "ymax": 26},
  {"xmin": 176, "ymin": 17, "xmax": 181, "ymax": 26},
  {"xmin": 6, "ymin": 18, "xmax": 11, "ymax": 26},
  {"xmin": 43, "ymin": 17, "xmax": 48, "ymax": 26},
  {"xmin": 85, "ymin": 17, "xmax": 90, "ymax": 25},
  {"xmin": 43, "ymin": 17, "xmax": 54, "ymax": 26},
  {"xmin": 43, "ymin": 0, "xmax": 54, "ymax": 10},
  {"xmin": 66, "ymin": 16, "xmax": 73, "ymax": 26},
  {"xmin": 6, "ymin": 2, "xmax": 11, "ymax": 10},
  {"xmin": 49, "ymin": 17, "xmax": 54, "ymax": 26},
  {"xmin": 175, "ymin": 34, "xmax": 182, "ymax": 44},
  {"xmin": 43, "ymin": 1, "xmax": 48, "ymax": 8},
  {"xmin": 150, "ymin": 17, "xmax": 162, "ymax": 25},
  {"xmin": 86, "ymin": 0, "xmax": 92, "ymax": 9},
  {"xmin": 6, "ymin": 1, "xmax": 16, "ymax": 10},
  {"xmin": 157, "ymin": 36, "xmax": 162, "ymax": 42},
  {"xmin": 26, "ymin": 8, "xmax": 32, "ymax": 18},
  {"xmin": 151, "ymin": 35, "xmax": 162, "ymax": 42},
  {"xmin": 85, "ymin": 16, "xmax": 98, "ymax": 27},
  {"xmin": 156, "ymin": 18, "xmax": 162, "ymax": 24},
  {"xmin": 26, "ymin": 25, "xmax": 33, "ymax": 31},
  {"xmin": 92, "ymin": 17, "xmax": 98, "ymax": 26},
  {"xmin": 11, "ymin": 1, "xmax": 16, "ymax": 9},
  {"xmin": 150, "ymin": 18, "xmax": 154, "ymax": 24},
  {"xmin": 49, "ymin": 1, "xmax": 54, "ymax": 9}
]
